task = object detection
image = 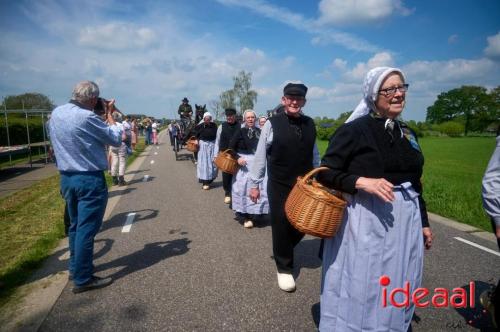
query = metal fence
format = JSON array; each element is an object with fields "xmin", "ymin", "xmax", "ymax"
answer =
[{"xmin": 1, "ymin": 105, "xmax": 52, "ymax": 167}]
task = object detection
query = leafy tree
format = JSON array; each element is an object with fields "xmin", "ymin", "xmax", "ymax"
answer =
[
  {"xmin": 1, "ymin": 92, "xmax": 55, "ymax": 110},
  {"xmin": 209, "ymin": 99, "xmax": 223, "ymax": 120},
  {"xmin": 438, "ymin": 121, "xmax": 464, "ymax": 137},
  {"xmin": 484, "ymin": 86, "xmax": 500, "ymax": 134},
  {"xmin": 336, "ymin": 111, "xmax": 353, "ymax": 123},
  {"xmin": 426, "ymin": 86, "xmax": 494, "ymax": 135},
  {"xmin": 218, "ymin": 71, "xmax": 258, "ymax": 114},
  {"xmin": 219, "ymin": 89, "xmax": 236, "ymax": 111},
  {"xmin": 233, "ymin": 71, "xmax": 257, "ymax": 112}
]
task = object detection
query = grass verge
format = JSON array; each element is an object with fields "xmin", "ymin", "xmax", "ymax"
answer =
[
  {"xmin": 317, "ymin": 137, "xmax": 496, "ymax": 231},
  {"xmin": 0, "ymin": 137, "xmax": 145, "ymax": 308}
]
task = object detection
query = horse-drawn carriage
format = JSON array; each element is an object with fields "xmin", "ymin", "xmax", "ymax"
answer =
[{"xmin": 172, "ymin": 104, "xmax": 206, "ymax": 162}]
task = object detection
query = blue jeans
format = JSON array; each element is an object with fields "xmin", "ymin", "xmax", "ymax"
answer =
[{"xmin": 60, "ymin": 171, "xmax": 108, "ymax": 286}]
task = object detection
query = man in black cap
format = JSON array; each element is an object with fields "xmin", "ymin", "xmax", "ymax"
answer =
[
  {"xmin": 178, "ymin": 97, "xmax": 193, "ymax": 120},
  {"xmin": 249, "ymin": 82, "xmax": 319, "ymax": 292},
  {"xmin": 214, "ymin": 108, "xmax": 239, "ymax": 204}
]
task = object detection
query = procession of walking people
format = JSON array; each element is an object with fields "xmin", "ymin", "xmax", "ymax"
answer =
[
  {"xmin": 47, "ymin": 69, "xmax": 499, "ymax": 331},
  {"xmin": 167, "ymin": 72, "xmax": 435, "ymax": 332}
]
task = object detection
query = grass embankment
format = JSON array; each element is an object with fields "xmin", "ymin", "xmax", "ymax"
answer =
[
  {"xmin": 0, "ymin": 138, "xmax": 145, "ymax": 307},
  {"xmin": 419, "ymin": 137, "xmax": 495, "ymax": 231},
  {"xmin": 317, "ymin": 137, "xmax": 497, "ymax": 231},
  {"xmin": 0, "ymin": 151, "xmax": 50, "ymax": 169}
]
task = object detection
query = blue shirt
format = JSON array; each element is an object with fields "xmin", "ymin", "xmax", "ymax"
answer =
[
  {"xmin": 49, "ymin": 102, "xmax": 122, "ymax": 172},
  {"xmin": 482, "ymin": 135, "xmax": 500, "ymax": 226}
]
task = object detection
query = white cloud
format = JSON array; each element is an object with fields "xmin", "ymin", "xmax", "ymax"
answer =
[
  {"xmin": 314, "ymin": 54, "xmax": 500, "ymax": 120},
  {"xmin": 78, "ymin": 23, "xmax": 158, "ymax": 50},
  {"xmin": 403, "ymin": 58, "xmax": 497, "ymax": 83},
  {"xmin": 317, "ymin": 0, "xmax": 414, "ymax": 26},
  {"xmin": 216, "ymin": 0, "xmax": 380, "ymax": 53},
  {"xmin": 484, "ymin": 31, "xmax": 500, "ymax": 59},
  {"xmin": 332, "ymin": 58, "xmax": 347, "ymax": 70},
  {"xmin": 343, "ymin": 52, "xmax": 395, "ymax": 81}
]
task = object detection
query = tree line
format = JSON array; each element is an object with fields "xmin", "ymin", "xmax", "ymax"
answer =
[
  {"xmin": 316, "ymin": 85, "xmax": 499, "ymax": 140},
  {"xmin": 2, "ymin": 82, "xmax": 498, "ymax": 142}
]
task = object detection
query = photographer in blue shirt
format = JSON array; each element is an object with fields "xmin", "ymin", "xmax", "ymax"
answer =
[{"xmin": 49, "ymin": 81, "xmax": 122, "ymax": 293}]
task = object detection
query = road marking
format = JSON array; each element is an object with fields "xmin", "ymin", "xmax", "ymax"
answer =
[
  {"xmin": 454, "ymin": 237, "xmax": 500, "ymax": 257},
  {"xmin": 154, "ymin": 152, "xmax": 158, "ymax": 155},
  {"xmin": 150, "ymin": 160, "xmax": 155, "ymax": 164},
  {"xmin": 156, "ymin": 146, "xmax": 159, "ymax": 150},
  {"xmin": 143, "ymin": 175, "xmax": 149, "ymax": 182},
  {"xmin": 122, "ymin": 212, "xmax": 137, "ymax": 233}
]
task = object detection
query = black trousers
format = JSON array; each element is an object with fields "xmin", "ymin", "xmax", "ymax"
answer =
[
  {"xmin": 64, "ymin": 202, "xmax": 70, "ymax": 236},
  {"xmin": 268, "ymin": 180, "xmax": 304, "ymax": 273},
  {"xmin": 222, "ymin": 172, "xmax": 233, "ymax": 196}
]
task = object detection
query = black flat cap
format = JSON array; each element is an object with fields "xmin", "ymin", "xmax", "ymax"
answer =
[
  {"xmin": 283, "ymin": 83, "xmax": 307, "ymax": 97},
  {"xmin": 182, "ymin": 97, "xmax": 189, "ymax": 102},
  {"xmin": 225, "ymin": 108, "xmax": 237, "ymax": 116}
]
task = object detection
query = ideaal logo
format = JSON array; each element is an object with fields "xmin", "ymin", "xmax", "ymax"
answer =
[{"xmin": 379, "ymin": 275, "xmax": 475, "ymax": 308}]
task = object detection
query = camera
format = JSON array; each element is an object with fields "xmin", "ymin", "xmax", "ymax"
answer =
[{"xmin": 93, "ymin": 97, "xmax": 107, "ymax": 116}]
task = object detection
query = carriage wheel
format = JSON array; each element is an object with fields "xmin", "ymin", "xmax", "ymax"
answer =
[{"xmin": 174, "ymin": 136, "xmax": 179, "ymax": 160}]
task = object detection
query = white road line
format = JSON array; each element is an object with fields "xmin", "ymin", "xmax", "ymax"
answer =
[
  {"xmin": 154, "ymin": 152, "xmax": 158, "ymax": 155},
  {"xmin": 150, "ymin": 160, "xmax": 155, "ymax": 164},
  {"xmin": 122, "ymin": 212, "xmax": 137, "ymax": 233},
  {"xmin": 454, "ymin": 237, "xmax": 500, "ymax": 257}
]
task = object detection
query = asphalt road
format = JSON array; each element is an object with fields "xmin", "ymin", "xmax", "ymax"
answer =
[{"xmin": 39, "ymin": 133, "xmax": 499, "ymax": 331}]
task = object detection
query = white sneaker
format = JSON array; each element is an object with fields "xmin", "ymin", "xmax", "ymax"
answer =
[
  {"xmin": 224, "ymin": 196, "xmax": 231, "ymax": 204},
  {"xmin": 276, "ymin": 272, "xmax": 296, "ymax": 292},
  {"xmin": 202, "ymin": 185, "xmax": 209, "ymax": 190},
  {"xmin": 243, "ymin": 220, "xmax": 253, "ymax": 228}
]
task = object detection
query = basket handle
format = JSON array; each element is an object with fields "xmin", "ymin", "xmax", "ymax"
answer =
[
  {"xmin": 221, "ymin": 149, "xmax": 234, "ymax": 154},
  {"xmin": 301, "ymin": 166, "xmax": 331, "ymax": 183}
]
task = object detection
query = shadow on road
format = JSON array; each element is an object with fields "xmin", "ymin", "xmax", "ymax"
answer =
[
  {"xmin": 126, "ymin": 176, "xmax": 156, "ymax": 186},
  {"xmin": 210, "ymin": 180, "xmax": 223, "ymax": 189},
  {"xmin": 108, "ymin": 187, "xmax": 137, "ymax": 198},
  {"xmin": 95, "ymin": 238, "xmax": 191, "ymax": 282},
  {"xmin": 295, "ymin": 238, "xmax": 322, "ymax": 270},
  {"xmin": 101, "ymin": 209, "xmax": 159, "ymax": 232},
  {"xmin": 232, "ymin": 213, "xmax": 270, "ymax": 228},
  {"xmin": 15, "ymin": 239, "xmax": 115, "ymax": 286},
  {"xmin": 311, "ymin": 302, "xmax": 320, "ymax": 328},
  {"xmin": 125, "ymin": 169, "xmax": 150, "ymax": 175},
  {"xmin": 175, "ymin": 152, "xmax": 195, "ymax": 162},
  {"xmin": 453, "ymin": 280, "xmax": 497, "ymax": 331}
]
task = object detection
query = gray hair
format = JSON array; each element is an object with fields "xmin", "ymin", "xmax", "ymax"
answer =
[
  {"xmin": 243, "ymin": 109, "xmax": 256, "ymax": 119},
  {"xmin": 72, "ymin": 81, "xmax": 99, "ymax": 103},
  {"xmin": 112, "ymin": 111, "xmax": 122, "ymax": 122}
]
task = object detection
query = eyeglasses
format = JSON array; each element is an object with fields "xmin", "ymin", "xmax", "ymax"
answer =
[{"xmin": 378, "ymin": 84, "xmax": 409, "ymax": 96}]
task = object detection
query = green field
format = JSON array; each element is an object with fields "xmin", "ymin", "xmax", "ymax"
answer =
[
  {"xmin": 317, "ymin": 137, "xmax": 497, "ymax": 231},
  {"xmin": 0, "ymin": 137, "xmax": 146, "ymax": 307}
]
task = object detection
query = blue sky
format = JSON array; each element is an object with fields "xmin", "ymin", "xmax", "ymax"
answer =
[{"xmin": 0, "ymin": 0, "xmax": 499, "ymax": 121}]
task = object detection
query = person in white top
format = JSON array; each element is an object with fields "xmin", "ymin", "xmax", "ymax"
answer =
[
  {"xmin": 110, "ymin": 112, "xmax": 131, "ymax": 186},
  {"xmin": 152, "ymin": 120, "xmax": 159, "ymax": 145}
]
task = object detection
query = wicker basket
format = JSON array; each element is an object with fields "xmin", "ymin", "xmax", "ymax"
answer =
[
  {"xmin": 285, "ymin": 167, "xmax": 347, "ymax": 238},
  {"xmin": 214, "ymin": 149, "xmax": 239, "ymax": 175},
  {"xmin": 186, "ymin": 137, "xmax": 199, "ymax": 152}
]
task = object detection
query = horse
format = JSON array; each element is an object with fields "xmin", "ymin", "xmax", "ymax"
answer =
[{"xmin": 194, "ymin": 104, "xmax": 206, "ymax": 124}]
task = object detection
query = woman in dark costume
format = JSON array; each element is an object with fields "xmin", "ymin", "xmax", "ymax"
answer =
[
  {"xmin": 317, "ymin": 67, "xmax": 433, "ymax": 332},
  {"xmin": 229, "ymin": 110, "xmax": 269, "ymax": 228},
  {"xmin": 194, "ymin": 112, "xmax": 218, "ymax": 190}
]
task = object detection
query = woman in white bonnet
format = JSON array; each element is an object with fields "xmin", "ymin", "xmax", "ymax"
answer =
[
  {"xmin": 228, "ymin": 110, "xmax": 269, "ymax": 228},
  {"xmin": 194, "ymin": 112, "xmax": 218, "ymax": 189},
  {"xmin": 317, "ymin": 67, "xmax": 433, "ymax": 332}
]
